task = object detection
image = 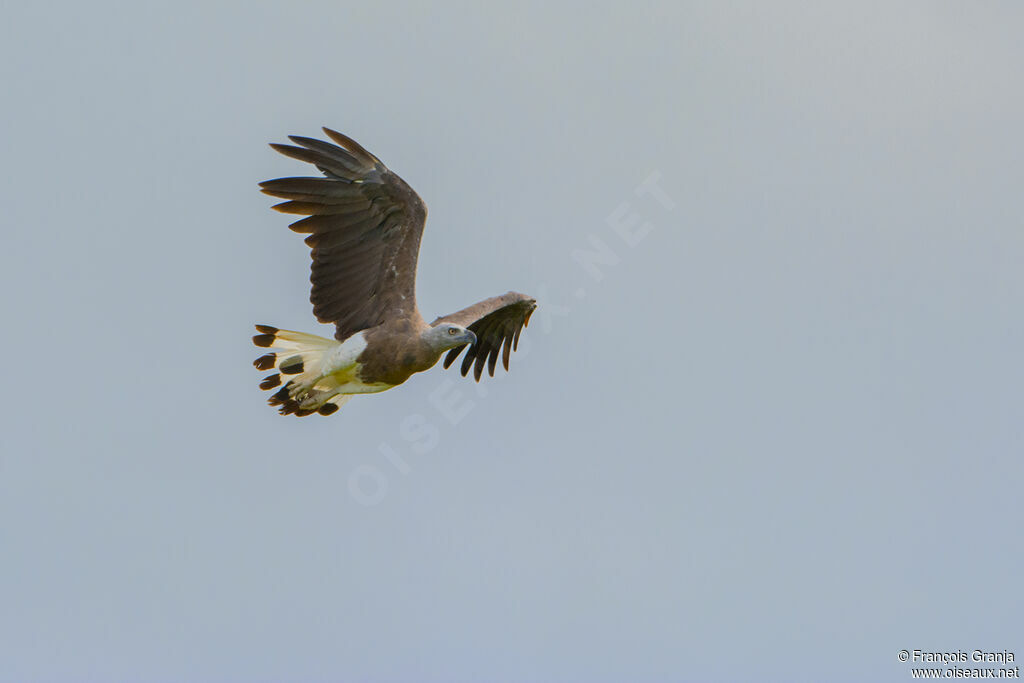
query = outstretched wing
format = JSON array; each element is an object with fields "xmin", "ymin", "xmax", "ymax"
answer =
[
  {"xmin": 260, "ymin": 128, "xmax": 426, "ymax": 341},
  {"xmin": 433, "ymin": 292, "xmax": 536, "ymax": 381}
]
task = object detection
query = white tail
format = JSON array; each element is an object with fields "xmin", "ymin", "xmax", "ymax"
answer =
[{"xmin": 252, "ymin": 325, "xmax": 352, "ymax": 416}]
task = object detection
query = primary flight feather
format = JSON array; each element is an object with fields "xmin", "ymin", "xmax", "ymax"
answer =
[{"xmin": 252, "ymin": 128, "xmax": 536, "ymax": 416}]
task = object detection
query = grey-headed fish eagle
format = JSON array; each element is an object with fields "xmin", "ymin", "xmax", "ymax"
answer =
[{"xmin": 252, "ymin": 128, "xmax": 536, "ymax": 416}]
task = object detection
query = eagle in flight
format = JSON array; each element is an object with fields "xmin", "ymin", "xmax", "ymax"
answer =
[{"xmin": 252, "ymin": 128, "xmax": 536, "ymax": 416}]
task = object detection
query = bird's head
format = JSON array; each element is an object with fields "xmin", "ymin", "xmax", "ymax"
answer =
[{"xmin": 426, "ymin": 323, "xmax": 476, "ymax": 351}]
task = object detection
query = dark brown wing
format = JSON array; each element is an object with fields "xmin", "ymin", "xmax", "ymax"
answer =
[
  {"xmin": 433, "ymin": 292, "xmax": 536, "ymax": 381},
  {"xmin": 260, "ymin": 128, "xmax": 426, "ymax": 341}
]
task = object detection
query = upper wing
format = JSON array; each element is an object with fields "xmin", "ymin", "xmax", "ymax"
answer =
[
  {"xmin": 432, "ymin": 291, "xmax": 537, "ymax": 381},
  {"xmin": 260, "ymin": 128, "xmax": 427, "ymax": 341}
]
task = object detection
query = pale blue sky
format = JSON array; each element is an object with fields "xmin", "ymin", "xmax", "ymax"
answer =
[{"xmin": 1, "ymin": 2, "xmax": 1022, "ymax": 681}]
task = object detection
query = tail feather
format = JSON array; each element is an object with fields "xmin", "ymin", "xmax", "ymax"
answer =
[{"xmin": 252, "ymin": 325, "xmax": 351, "ymax": 417}]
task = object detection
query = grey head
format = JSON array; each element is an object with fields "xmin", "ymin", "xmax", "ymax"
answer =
[{"xmin": 423, "ymin": 322, "xmax": 477, "ymax": 352}]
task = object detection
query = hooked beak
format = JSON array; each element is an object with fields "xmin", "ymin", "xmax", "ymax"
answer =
[{"xmin": 462, "ymin": 330, "xmax": 477, "ymax": 346}]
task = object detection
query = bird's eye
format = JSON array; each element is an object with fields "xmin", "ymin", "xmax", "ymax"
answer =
[{"xmin": 448, "ymin": 328, "xmax": 457, "ymax": 335}]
